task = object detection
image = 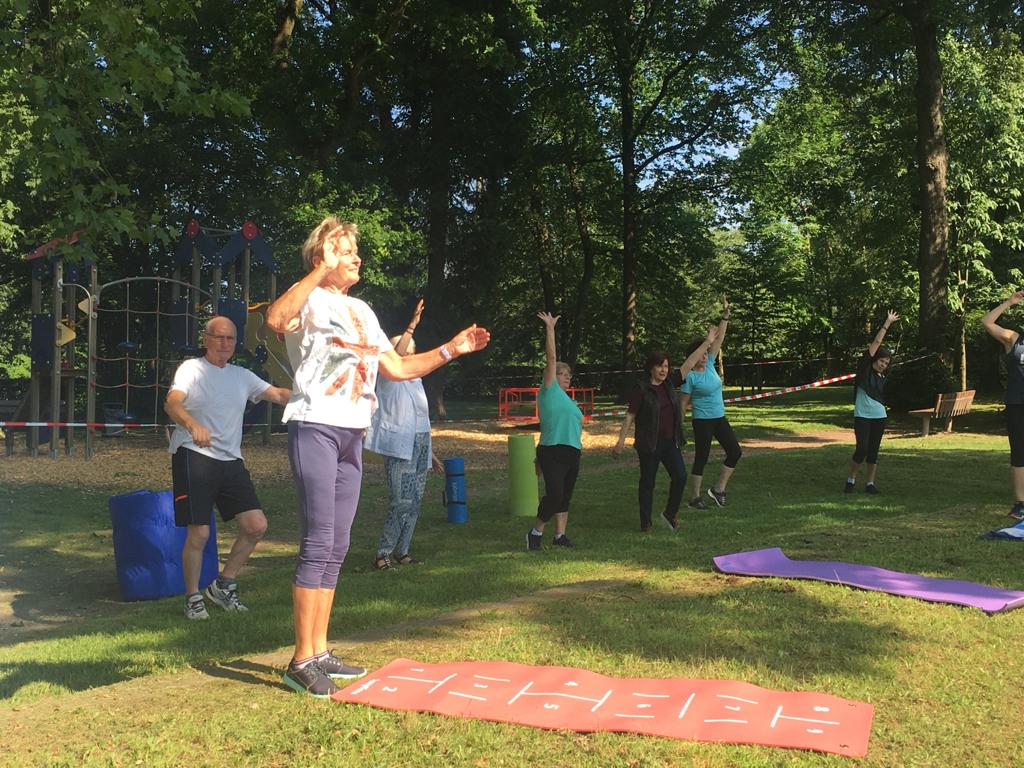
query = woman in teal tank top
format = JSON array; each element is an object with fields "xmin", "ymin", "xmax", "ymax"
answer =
[{"xmin": 526, "ymin": 311, "xmax": 584, "ymax": 551}]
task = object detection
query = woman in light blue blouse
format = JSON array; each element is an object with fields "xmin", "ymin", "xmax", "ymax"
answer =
[
  {"xmin": 679, "ymin": 296, "xmax": 741, "ymax": 509},
  {"xmin": 365, "ymin": 300, "xmax": 444, "ymax": 569},
  {"xmin": 526, "ymin": 311, "xmax": 584, "ymax": 551}
]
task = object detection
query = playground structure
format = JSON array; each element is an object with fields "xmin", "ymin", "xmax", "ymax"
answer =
[
  {"xmin": 498, "ymin": 386, "xmax": 595, "ymax": 423},
  {"xmin": 5, "ymin": 220, "xmax": 290, "ymax": 459}
]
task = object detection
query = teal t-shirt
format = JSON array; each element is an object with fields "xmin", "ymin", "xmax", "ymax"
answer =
[
  {"xmin": 854, "ymin": 387, "xmax": 887, "ymax": 419},
  {"xmin": 681, "ymin": 355, "xmax": 726, "ymax": 420},
  {"xmin": 538, "ymin": 380, "xmax": 583, "ymax": 449}
]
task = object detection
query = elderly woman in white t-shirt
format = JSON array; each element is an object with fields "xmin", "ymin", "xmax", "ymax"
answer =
[{"xmin": 267, "ymin": 217, "xmax": 490, "ymax": 699}]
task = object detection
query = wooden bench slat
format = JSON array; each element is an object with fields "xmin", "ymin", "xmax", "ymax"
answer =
[{"xmin": 910, "ymin": 390, "xmax": 974, "ymax": 436}]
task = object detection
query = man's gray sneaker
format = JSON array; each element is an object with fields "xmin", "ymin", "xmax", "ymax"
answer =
[
  {"xmin": 688, "ymin": 496, "xmax": 708, "ymax": 510},
  {"xmin": 317, "ymin": 651, "xmax": 367, "ymax": 680},
  {"xmin": 184, "ymin": 593, "xmax": 209, "ymax": 621},
  {"xmin": 283, "ymin": 661, "xmax": 339, "ymax": 698},
  {"xmin": 205, "ymin": 580, "xmax": 248, "ymax": 612}
]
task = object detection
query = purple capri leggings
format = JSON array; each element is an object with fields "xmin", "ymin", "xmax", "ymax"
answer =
[{"xmin": 288, "ymin": 421, "xmax": 364, "ymax": 589}]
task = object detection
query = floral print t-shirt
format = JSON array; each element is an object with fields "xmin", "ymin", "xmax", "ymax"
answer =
[{"xmin": 282, "ymin": 287, "xmax": 393, "ymax": 429}]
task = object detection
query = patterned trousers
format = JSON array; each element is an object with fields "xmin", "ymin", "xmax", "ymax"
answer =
[{"xmin": 377, "ymin": 431, "xmax": 430, "ymax": 558}]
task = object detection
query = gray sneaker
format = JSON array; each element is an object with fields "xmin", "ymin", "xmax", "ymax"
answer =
[
  {"xmin": 205, "ymin": 580, "xmax": 248, "ymax": 612},
  {"xmin": 707, "ymin": 487, "xmax": 726, "ymax": 507},
  {"xmin": 283, "ymin": 661, "xmax": 339, "ymax": 698},
  {"xmin": 526, "ymin": 530, "xmax": 543, "ymax": 551},
  {"xmin": 688, "ymin": 496, "xmax": 708, "ymax": 510},
  {"xmin": 184, "ymin": 593, "xmax": 209, "ymax": 621},
  {"xmin": 317, "ymin": 651, "xmax": 367, "ymax": 680}
]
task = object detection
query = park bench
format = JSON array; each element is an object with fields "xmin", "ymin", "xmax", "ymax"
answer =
[{"xmin": 909, "ymin": 390, "xmax": 975, "ymax": 436}]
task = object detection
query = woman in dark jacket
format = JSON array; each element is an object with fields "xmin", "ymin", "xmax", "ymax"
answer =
[{"xmin": 614, "ymin": 328, "xmax": 718, "ymax": 532}]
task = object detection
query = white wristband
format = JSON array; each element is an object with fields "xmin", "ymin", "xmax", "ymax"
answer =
[{"xmin": 439, "ymin": 344, "xmax": 453, "ymax": 361}]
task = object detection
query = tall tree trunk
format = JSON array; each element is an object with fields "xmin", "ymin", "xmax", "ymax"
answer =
[
  {"xmin": 620, "ymin": 84, "xmax": 639, "ymax": 369},
  {"xmin": 958, "ymin": 313, "xmax": 967, "ymax": 390},
  {"xmin": 567, "ymin": 164, "xmax": 596, "ymax": 370},
  {"xmin": 902, "ymin": 0, "xmax": 950, "ymax": 355},
  {"xmin": 425, "ymin": 86, "xmax": 452, "ymax": 418}
]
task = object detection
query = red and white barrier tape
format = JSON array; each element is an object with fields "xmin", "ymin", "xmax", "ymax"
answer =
[
  {"xmin": 589, "ymin": 372, "xmax": 856, "ymax": 418},
  {"xmin": 722, "ymin": 372, "xmax": 855, "ymax": 403},
  {"xmin": 1, "ymin": 373, "xmax": 858, "ymax": 429},
  {"xmin": 1, "ymin": 421, "xmax": 164, "ymax": 428}
]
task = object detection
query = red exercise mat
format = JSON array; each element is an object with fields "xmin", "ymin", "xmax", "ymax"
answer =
[{"xmin": 334, "ymin": 658, "xmax": 873, "ymax": 757}]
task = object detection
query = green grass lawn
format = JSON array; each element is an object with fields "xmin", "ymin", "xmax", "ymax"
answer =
[{"xmin": 2, "ymin": 388, "xmax": 1024, "ymax": 766}]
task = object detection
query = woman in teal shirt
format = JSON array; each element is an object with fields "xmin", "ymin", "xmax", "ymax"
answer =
[
  {"xmin": 526, "ymin": 311, "xmax": 584, "ymax": 551},
  {"xmin": 679, "ymin": 296, "xmax": 742, "ymax": 508}
]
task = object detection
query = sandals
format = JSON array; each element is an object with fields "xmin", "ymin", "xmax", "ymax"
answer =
[
  {"xmin": 373, "ymin": 555, "xmax": 393, "ymax": 571},
  {"xmin": 395, "ymin": 554, "xmax": 422, "ymax": 566}
]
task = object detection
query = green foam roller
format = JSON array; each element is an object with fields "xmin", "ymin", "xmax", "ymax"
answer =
[{"xmin": 507, "ymin": 434, "xmax": 539, "ymax": 517}]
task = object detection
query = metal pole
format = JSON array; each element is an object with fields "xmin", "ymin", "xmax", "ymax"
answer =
[
  {"xmin": 85, "ymin": 263, "xmax": 97, "ymax": 459},
  {"xmin": 50, "ymin": 259, "xmax": 63, "ymax": 459},
  {"xmin": 64, "ymin": 268, "xmax": 75, "ymax": 455},
  {"xmin": 29, "ymin": 264, "xmax": 41, "ymax": 455}
]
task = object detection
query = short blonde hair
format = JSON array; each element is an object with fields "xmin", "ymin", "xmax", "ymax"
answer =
[
  {"xmin": 555, "ymin": 361, "xmax": 572, "ymax": 377},
  {"xmin": 302, "ymin": 217, "xmax": 359, "ymax": 270}
]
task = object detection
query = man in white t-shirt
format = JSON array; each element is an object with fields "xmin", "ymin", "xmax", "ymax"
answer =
[{"xmin": 164, "ymin": 316, "xmax": 291, "ymax": 621}]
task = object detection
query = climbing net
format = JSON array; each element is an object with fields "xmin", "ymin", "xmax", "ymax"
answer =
[{"xmin": 93, "ymin": 276, "xmax": 211, "ymax": 429}]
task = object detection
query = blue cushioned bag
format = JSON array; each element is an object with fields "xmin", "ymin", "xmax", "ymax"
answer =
[{"xmin": 109, "ymin": 490, "xmax": 219, "ymax": 601}]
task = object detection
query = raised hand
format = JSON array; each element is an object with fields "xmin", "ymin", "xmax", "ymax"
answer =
[
  {"xmin": 537, "ymin": 311, "xmax": 560, "ymax": 327},
  {"xmin": 448, "ymin": 325, "xmax": 491, "ymax": 356},
  {"xmin": 320, "ymin": 236, "xmax": 341, "ymax": 270},
  {"xmin": 1009, "ymin": 291, "xmax": 1024, "ymax": 306},
  {"xmin": 722, "ymin": 295, "xmax": 730, "ymax": 318},
  {"xmin": 886, "ymin": 309, "xmax": 900, "ymax": 325},
  {"xmin": 409, "ymin": 298, "xmax": 425, "ymax": 327},
  {"xmin": 706, "ymin": 325, "xmax": 719, "ymax": 345}
]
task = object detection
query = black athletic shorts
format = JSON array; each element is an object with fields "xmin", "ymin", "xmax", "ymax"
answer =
[{"xmin": 171, "ymin": 447, "xmax": 262, "ymax": 527}]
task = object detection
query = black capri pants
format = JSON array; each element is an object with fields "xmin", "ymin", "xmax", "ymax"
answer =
[
  {"xmin": 1006, "ymin": 404, "xmax": 1024, "ymax": 467},
  {"xmin": 691, "ymin": 417, "xmax": 742, "ymax": 477},
  {"xmin": 852, "ymin": 417, "xmax": 886, "ymax": 464},
  {"xmin": 536, "ymin": 444, "xmax": 582, "ymax": 522}
]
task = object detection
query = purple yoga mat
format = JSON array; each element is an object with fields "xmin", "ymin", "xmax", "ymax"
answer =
[{"xmin": 713, "ymin": 548, "xmax": 1024, "ymax": 615}]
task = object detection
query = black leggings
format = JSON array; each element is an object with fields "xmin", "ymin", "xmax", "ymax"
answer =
[
  {"xmin": 852, "ymin": 417, "xmax": 886, "ymax": 464},
  {"xmin": 536, "ymin": 444, "xmax": 581, "ymax": 522},
  {"xmin": 1007, "ymin": 405, "xmax": 1024, "ymax": 467},
  {"xmin": 690, "ymin": 417, "xmax": 742, "ymax": 476}
]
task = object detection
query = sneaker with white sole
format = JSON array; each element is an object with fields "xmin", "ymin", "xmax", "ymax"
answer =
[
  {"xmin": 707, "ymin": 487, "xmax": 726, "ymax": 507},
  {"xmin": 317, "ymin": 651, "xmax": 367, "ymax": 680},
  {"xmin": 552, "ymin": 534, "xmax": 574, "ymax": 548},
  {"xmin": 184, "ymin": 593, "xmax": 209, "ymax": 621},
  {"xmin": 1009, "ymin": 502, "xmax": 1024, "ymax": 520},
  {"xmin": 204, "ymin": 580, "xmax": 248, "ymax": 612},
  {"xmin": 283, "ymin": 661, "xmax": 339, "ymax": 698}
]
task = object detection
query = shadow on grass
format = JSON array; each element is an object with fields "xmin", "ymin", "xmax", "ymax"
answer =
[
  {"xmin": 201, "ymin": 659, "xmax": 285, "ymax": 692},
  {"xmin": 1, "ymin": 424, "xmax": 1021, "ymax": 704},
  {"xmin": 522, "ymin": 579, "xmax": 905, "ymax": 677}
]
